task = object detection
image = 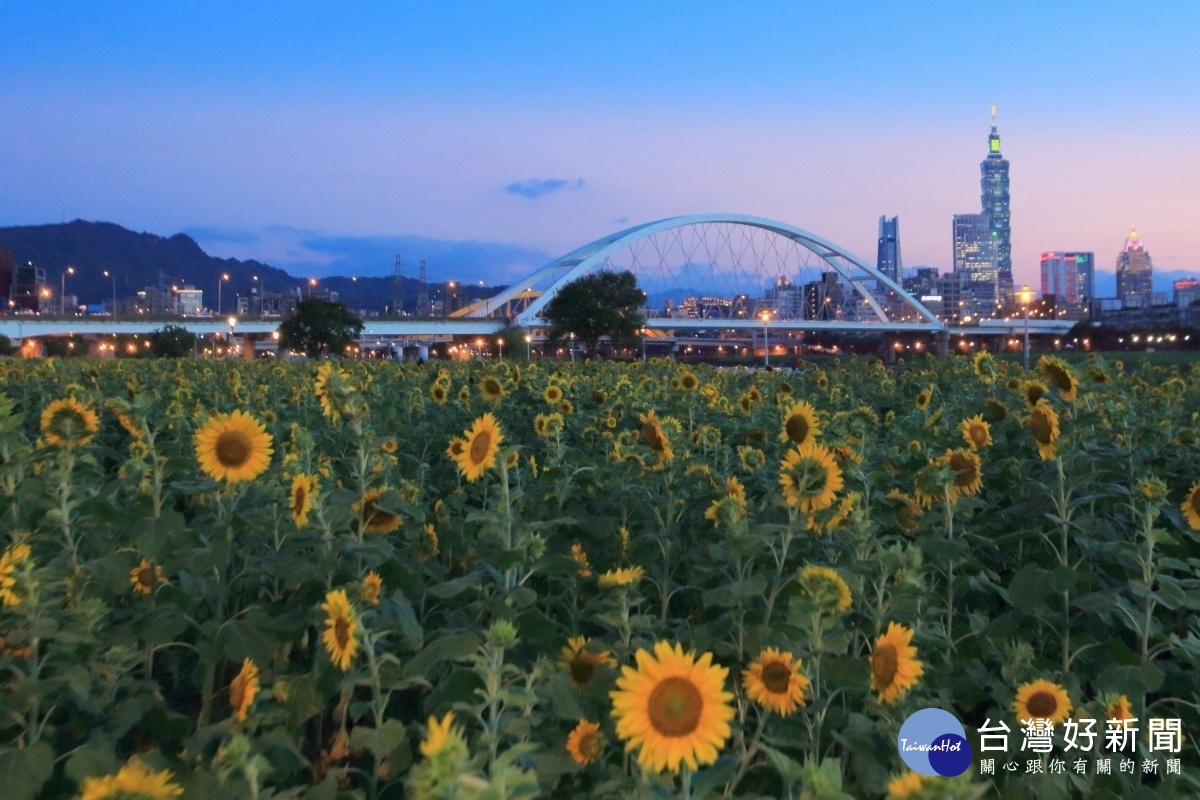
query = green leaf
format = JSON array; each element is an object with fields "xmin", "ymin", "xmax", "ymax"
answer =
[
  {"xmin": 349, "ymin": 719, "xmax": 406, "ymax": 759},
  {"xmin": 0, "ymin": 741, "xmax": 55, "ymax": 800},
  {"xmin": 1096, "ymin": 662, "xmax": 1164, "ymax": 696},
  {"xmin": 402, "ymin": 632, "xmax": 481, "ymax": 680}
]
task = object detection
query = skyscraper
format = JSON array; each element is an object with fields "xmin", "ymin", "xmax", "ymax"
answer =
[
  {"xmin": 876, "ymin": 216, "xmax": 902, "ymax": 284},
  {"xmin": 1039, "ymin": 251, "xmax": 1094, "ymax": 316},
  {"xmin": 952, "ymin": 213, "xmax": 998, "ymax": 316},
  {"xmin": 1116, "ymin": 226, "xmax": 1153, "ymax": 307},
  {"xmin": 981, "ymin": 107, "xmax": 1012, "ymax": 307}
]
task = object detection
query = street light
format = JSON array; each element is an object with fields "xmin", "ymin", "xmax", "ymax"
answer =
[
  {"xmin": 524, "ymin": 334, "xmax": 532, "ymax": 361},
  {"xmin": 252, "ymin": 274, "xmax": 260, "ymax": 316},
  {"xmin": 569, "ymin": 332, "xmax": 575, "ymax": 362},
  {"xmin": 640, "ymin": 327, "xmax": 647, "ymax": 362},
  {"xmin": 103, "ymin": 270, "xmax": 117, "ymax": 317},
  {"xmin": 1016, "ymin": 285, "xmax": 1035, "ymax": 370},
  {"xmin": 218, "ymin": 273, "xmax": 230, "ymax": 315},
  {"xmin": 497, "ymin": 337, "xmax": 504, "ymax": 361},
  {"xmin": 308, "ymin": 278, "xmax": 317, "ymax": 298},
  {"xmin": 227, "ymin": 316, "xmax": 237, "ymax": 358},
  {"xmin": 61, "ymin": 266, "xmax": 75, "ymax": 315},
  {"xmin": 760, "ymin": 310, "xmax": 771, "ymax": 367}
]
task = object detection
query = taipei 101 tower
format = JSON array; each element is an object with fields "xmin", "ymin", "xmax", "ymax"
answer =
[{"xmin": 981, "ymin": 106, "xmax": 1013, "ymax": 307}]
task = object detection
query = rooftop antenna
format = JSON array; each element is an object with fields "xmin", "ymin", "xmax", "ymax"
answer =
[{"xmin": 416, "ymin": 260, "xmax": 429, "ymax": 316}]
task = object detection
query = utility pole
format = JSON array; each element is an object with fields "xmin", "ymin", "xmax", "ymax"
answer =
[{"xmin": 393, "ymin": 256, "xmax": 403, "ymax": 316}]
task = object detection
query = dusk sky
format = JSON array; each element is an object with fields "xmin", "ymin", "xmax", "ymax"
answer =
[{"xmin": 3, "ymin": 2, "xmax": 1199, "ymax": 288}]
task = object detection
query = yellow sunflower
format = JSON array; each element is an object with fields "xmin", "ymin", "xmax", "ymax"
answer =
[
  {"xmin": 230, "ymin": 658, "xmax": 260, "ymax": 722},
  {"xmin": 480, "ymin": 375, "xmax": 505, "ymax": 402},
  {"xmin": 598, "ymin": 566, "xmax": 645, "ymax": 587},
  {"xmin": 1022, "ymin": 379, "xmax": 1049, "ymax": 408},
  {"xmin": 420, "ymin": 711, "xmax": 463, "ymax": 759},
  {"xmin": 1181, "ymin": 483, "xmax": 1200, "ymax": 530},
  {"xmin": 983, "ymin": 397, "xmax": 1008, "ymax": 422},
  {"xmin": 610, "ymin": 641, "xmax": 735, "ymax": 773},
  {"xmin": 742, "ymin": 647, "xmax": 810, "ymax": 715},
  {"xmin": 543, "ymin": 385, "xmax": 564, "ymax": 404},
  {"xmin": 1028, "ymin": 400, "xmax": 1060, "ymax": 461},
  {"xmin": 679, "ymin": 371, "xmax": 699, "ymax": 391},
  {"xmin": 1037, "ymin": 355, "xmax": 1080, "ymax": 402},
  {"xmin": 870, "ymin": 622, "xmax": 924, "ymax": 704},
  {"xmin": 314, "ymin": 362, "xmax": 354, "ymax": 420},
  {"xmin": 75, "ymin": 759, "xmax": 182, "ymax": 800},
  {"xmin": 452, "ymin": 413, "xmax": 504, "ymax": 482},
  {"xmin": 959, "ymin": 414, "xmax": 993, "ymax": 450},
  {"xmin": 943, "ymin": 448, "xmax": 983, "ymax": 499},
  {"xmin": 0, "ymin": 543, "xmax": 32, "ymax": 607},
  {"xmin": 1105, "ymin": 694, "xmax": 1134, "ymax": 722},
  {"xmin": 885, "ymin": 488, "xmax": 923, "ymax": 532},
  {"xmin": 1012, "ymin": 679, "xmax": 1072, "ymax": 724},
  {"xmin": 798, "ymin": 565, "xmax": 853, "ymax": 614},
  {"xmin": 779, "ymin": 400, "xmax": 821, "ymax": 445},
  {"xmin": 638, "ymin": 410, "xmax": 673, "ymax": 462},
  {"xmin": 560, "ymin": 636, "xmax": 617, "ymax": 688},
  {"xmin": 566, "ymin": 719, "xmax": 603, "ymax": 766},
  {"xmin": 129, "ymin": 558, "xmax": 164, "ymax": 595},
  {"xmin": 321, "ymin": 589, "xmax": 360, "ymax": 671},
  {"xmin": 886, "ymin": 770, "xmax": 931, "ymax": 800},
  {"xmin": 430, "ymin": 383, "xmax": 448, "ymax": 404},
  {"xmin": 290, "ymin": 473, "xmax": 318, "ymax": 528},
  {"xmin": 40, "ymin": 397, "xmax": 100, "ymax": 448},
  {"xmin": 570, "ymin": 544, "xmax": 592, "ymax": 578},
  {"xmin": 534, "ymin": 412, "xmax": 564, "ymax": 438},
  {"xmin": 356, "ymin": 487, "xmax": 402, "ymax": 534},
  {"xmin": 194, "ymin": 410, "xmax": 274, "ymax": 483},
  {"xmin": 972, "ymin": 350, "xmax": 997, "ymax": 384},
  {"xmin": 778, "ymin": 441, "xmax": 843, "ymax": 514},
  {"xmin": 456, "ymin": 385, "xmax": 470, "ymax": 403},
  {"xmin": 914, "ymin": 387, "xmax": 933, "ymax": 411},
  {"xmin": 363, "ymin": 571, "xmax": 383, "ymax": 605}
]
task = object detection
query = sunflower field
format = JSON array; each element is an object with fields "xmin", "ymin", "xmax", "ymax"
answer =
[{"xmin": 2, "ymin": 352, "xmax": 1199, "ymax": 799}]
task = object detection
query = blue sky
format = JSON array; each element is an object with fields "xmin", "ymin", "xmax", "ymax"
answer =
[{"xmin": 2, "ymin": 2, "xmax": 1198, "ymax": 286}]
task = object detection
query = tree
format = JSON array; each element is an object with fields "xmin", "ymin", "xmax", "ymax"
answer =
[
  {"xmin": 0, "ymin": 335, "xmax": 11, "ymax": 357},
  {"xmin": 277, "ymin": 298, "xmax": 364, "ymax": 358},
  {"xmin": 541, "ymin": 270, "xmax": 646, "ymax": 357},
  {"xmin": 149, "ymin": 325, "xmax": 197, "ymax": 358}
]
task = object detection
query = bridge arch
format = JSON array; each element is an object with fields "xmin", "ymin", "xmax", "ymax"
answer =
[{"xmin": 471, "ymin": 214, "xmax": 944, "ymax": 332}]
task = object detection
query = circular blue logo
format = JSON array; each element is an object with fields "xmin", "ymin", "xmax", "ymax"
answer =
[{"xmin": 897, "ymin": 708, "xmax": 972, "ymax": 777}]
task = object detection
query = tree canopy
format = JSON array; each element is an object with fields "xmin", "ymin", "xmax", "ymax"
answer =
[
  {"xmin": 277, "ymin": 298, "xmax": 364, "ymax": 358},
  {"xmin": 149, "ymin": 325, "xmax": 197, "ymax": 358},
  {"xmin": 541, "ymin": 269, "xmax": 646, "ymax": 357}
]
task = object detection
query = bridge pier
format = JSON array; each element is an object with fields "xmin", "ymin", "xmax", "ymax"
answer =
[{"xmin": 936, "ymin": 330, "xmax": 949, "ymax": 357}]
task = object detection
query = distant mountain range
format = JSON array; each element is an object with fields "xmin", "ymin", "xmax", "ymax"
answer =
[{"xmin": 0, "ymin": 220, "xmax": 501, "ymax": 313}]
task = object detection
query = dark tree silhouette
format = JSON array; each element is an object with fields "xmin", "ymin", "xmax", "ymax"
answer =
[
  {"xmin": 277, "ymin": 298, "xmax": 364, "ymax": 358},
  {"xmin": 541, "ymin": 270, "xmax": 646, "ymax": 357}
]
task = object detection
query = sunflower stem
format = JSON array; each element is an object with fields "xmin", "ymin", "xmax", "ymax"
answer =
[{"xmin": 943, "ymin": 487, "xmax": 955, "ymax": 652}]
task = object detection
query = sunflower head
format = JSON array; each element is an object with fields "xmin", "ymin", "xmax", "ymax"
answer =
[
  {"xmin": 356, "ymin": 487, "xmax": 403, "ymax": 534},
  {"xmin": 452, "ymin": 413, "xmax": 504, "ymax": 482},
  {"xmin": 321, "ymin": 589, "xmax": 360, "ymax": 671},
  {"xmin": 798, "ymin": 566, "xmax": 852, "ymax": 614},
  {"xmin": 678, "ymin": 371, "xmax": 699, "ymax": 392},
  {"xmin": 884, "ymin": 488, "xmax": 923, "ymax": 532},
  {"xmin": 430, "ymin": 383, "xmax": 448, "ymax": 404},
  {"xmin": 362, "ymin": 571, "xmax": 383, "ymax": 605},
  {"xmin": 943, "ymin": 448, "xmax": 983, "ymax": 499},
  {"xmin": 779, "ymin": 400, "xmax": 821, "ymax": 445},
  {"xmin": 1037, "ymin": 355, "xmax": 1079, "ymax": 402},
  {"xmin": 480, "ymin": 375, "xmax": 505, "ymax": 402},
  {"xmin": 638, "ymin": 410, "xmax": 673, "ymax": 462},
  {"xmin": 1012, "ymin": 678, "xmax": 1072, "ymax": 724},
  {"xmin": 559, "ymin": 636, "xmax": 616, "ymax": 688},
  {"xmin": 870, "ymin": 622, "xmax": 924, "ymax": 704},
  {"xmin": 534, "ymin": 412, "xmax": 564, "ymax": 438},
  {"xmin": 778, "ymin": 441, "xmax": 843, "ymax": 514},
  {"xmin": 959, "ymin": 415, "xmax": 993, "ymax": 450},
  {"xmin": 886, "ymin": 771, "xmax": 931, "ymax": 800},
  {"xmin": 566, "ymin": 719, "xmax": 603, "ymax": 766},
  {"xmin": 1181, "ymin": 483, "xmax": 1200, "ymax": 531},
  {"xmin": 972, "ymin": 350, "xmax": 998, "ymax": 384},
  {"xmin": 290, "ymin": 474, "xmax": 318, "ymax": 527},
  {"xmin": 598, "ymin": 566, "xmax": 645, "ymax": 588},
  {"xmin": 1028, "ymin": 400, "xmax": 1060, "ymax": 461},
  {"xmin": 40, "ymin": 397, "xmax": 100, "ymax": 448},
  {"xmin": 420, "ymin": 712, "xmax": 468, "ymax": 762},
  {"xmin": 1021, "ymin": 380, "xmax": 1049, "ymax": 408},
  {"xmin": 609, "ymin": 641, "xmax": 735, "ymax": 773},
  {"xmin": 983, "ymin": 397, "xmax": 1009, "ymax": 422},
  {"xmin": 914, "ymin": 387, "xmax": 933, "ymax": 411},
  {"xmin": 230, "ymin": 658, "xmax": 260, "ymax": 722},
  {"xmin": 75, "ymin": 759, "xmax": 183, "ymax": 800},
  {"xmin": 543, "ymin": 385, "xmax": 564, "ymax": 404},
  {"xmin": 194, "ymin": 410, "xmax": 274, "ymax": 483},
  {"xmin": 742, "ymin": 647, "xmax": 810, "ymax": 715},
  {"xmin": 129, "ymin": 558, "xmax": 164, "ymax": 595}
]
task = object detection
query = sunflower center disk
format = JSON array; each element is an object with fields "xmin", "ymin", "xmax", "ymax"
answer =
[
  {"xmin": 335, "ymin": 617, "xmax": 351, "ymax": 649},
  {"xmin": 1030, "ymin": 414, "xmax": 1052, "ymax": 444},
  {"xmin": 571, "ymin": 653, "xmax": 599, "ymax": 686},
  {"xmin": 647, "ymin": 676, "xmax": 703, "ymax": 737},
  {"xmin": 785, "ymin": 416, "xmax": 809, "ymax": 443},
  {"xmin": 949, "ymin": 455, "xmax": 977, "ymax": 486},
  {"xmin": 1026, "ymin": 690, "xmax": 1057, "ymax": 717},
  {"xmin": 641, "ymin": 424, "xmax": 665, "ymax": 452},
  {"xmin": 761, "ymin": 661, "xmax": 793, "ymax": 694},
  {"xmin": 470, "ymin": 431, "xmax": 492, "ymax": 464},
  {"xmin": 872, "ymin": 644, "xmax": 899, "ymax": 687},
  {"xmin": 137, "ymin": 567, "xmax": 155, "ymax": 588},
  {"xmin": 215, "ymin": 431, "xmax": 252, "ymax": 467}
]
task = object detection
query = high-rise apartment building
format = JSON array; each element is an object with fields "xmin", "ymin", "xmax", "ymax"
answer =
[
  {"xmin": 952, "ymin": 213, "xmax": 998, "ymax": 315},
  {"xmin": 981, "ymin": 107, "xmax": 1012, "ymax": 308},
  {"xmin": 1116, "ymin": 226, "xmax": 1153, "ymax": 307},
  {"xmin": 1039, "ymin": 251, "xmax": 1094, "ymax": 313},
  {"xmin": 876, "ymin": 216, "xmax": 902, "ymax": 284}
]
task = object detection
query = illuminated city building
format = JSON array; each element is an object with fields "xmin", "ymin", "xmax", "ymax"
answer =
[
  {"xmin": 1040, "ymin": 251, "xmax": 1094, "ymax": 315},
  {"xmin": 981, "ymin": 106, "xmax": 1012, "ymax": 307},
  {"xmin": 952, "ymin": 212, "xmax": 998, "ymax": 316},
  {"xmin": 877, "ymin": 216, "xmax": 902, "ymax": 283},
  {"xmin": 1116, "ymin": 226, "xmax": 1153, "ymax": 308}
]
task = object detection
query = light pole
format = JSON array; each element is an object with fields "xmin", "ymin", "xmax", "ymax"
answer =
[
  {"xmin": 640, "ymin": 328, "xmax": 647, "ymax": 362},
  {"xmin": 308, "ymin": 278, "xmax": 317, "ymax": 298},
  {"xmin": 103, "ymin": 270, "xmax": 117, "ymax": 317},
  {"xmin": 218, "ymin": 273, "xmax": 229, "ymax": 315},
  {"xmin": 569, "ymin": 332, "xmax": 575, "ymax": 362},
  {"xmin": 760, "ymin": 311, "xmax": 771, "ymax": 367},
  {"xmin": 61, "ymin": 266, "xmax": 75, "ymax": 315},
  {"xmin": 227, "ymin": 316, "xmax": 237, "ymax": 358},
  {"xmin": 497, "ymin": 337, "xmax": 504, "ymax": 361},
  {"xmin": 524, "ymin": 334, "xmax": 531, "ymax": 361},
  {"xmin": 252, "ymin": 274, "xmax": 260, "ymax": 316},
  {"xmin": 1017, "ymin": 285, "xmax": 1034, "ymax": 370}
]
